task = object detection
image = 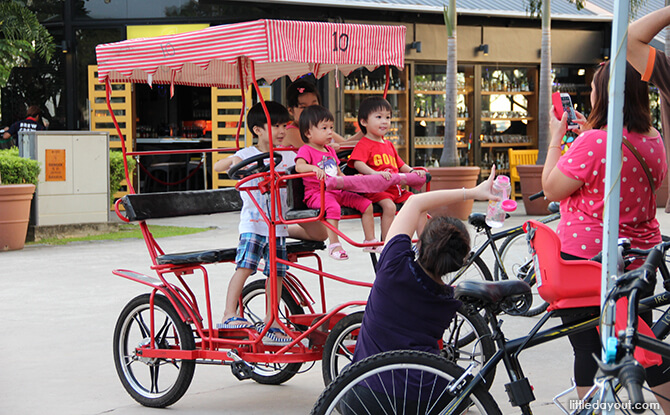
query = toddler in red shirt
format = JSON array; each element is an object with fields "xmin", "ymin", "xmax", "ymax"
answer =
[{"xmin": 348, "ymin": 96, "xmax": 426, "ymax": 241}]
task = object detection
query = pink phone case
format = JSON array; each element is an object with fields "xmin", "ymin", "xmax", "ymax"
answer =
[{"xmin": 552, "ymin": 92, "xmax": 564, "ymax": 119}]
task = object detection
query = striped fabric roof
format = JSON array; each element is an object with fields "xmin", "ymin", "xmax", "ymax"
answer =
[{"xmin": 95, "ymin": 19, "xmax": 406, "ymax": 88}]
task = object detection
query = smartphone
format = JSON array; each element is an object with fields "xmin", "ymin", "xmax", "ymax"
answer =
[{"xmin": 552, "ymin": 91, "xmax": 578, "ymax": 129}]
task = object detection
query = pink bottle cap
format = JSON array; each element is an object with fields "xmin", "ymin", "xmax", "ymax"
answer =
[{"xmin": 501, "ymin": 199, "xmax": 518, "ymax": 212}]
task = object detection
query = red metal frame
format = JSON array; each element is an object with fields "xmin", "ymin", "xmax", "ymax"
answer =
[{"xmin": 106, "ymin": 53, "xmax": 420, "ymax": 365}]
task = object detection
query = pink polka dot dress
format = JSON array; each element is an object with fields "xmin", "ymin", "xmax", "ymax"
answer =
[{"xmin": 556, "ymin": 128, "xmax": 667, "ymax": 259}]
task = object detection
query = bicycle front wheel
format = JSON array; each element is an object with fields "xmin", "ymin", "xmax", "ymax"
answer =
[
  {"xmin": 311, "ymin": 350, "xmax": 501, "ymax": 415},
  {"xmin": 113, "ymin": 294, "xmax": 196, "ymax": 408},
  {"xmin": 497, "ymin": 232, "xmax": 548, "ymax": 317}
]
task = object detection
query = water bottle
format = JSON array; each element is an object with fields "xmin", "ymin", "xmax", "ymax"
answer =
[{"xmin": 485, "ymin": 175, "xmax": 517, "ymax": 228}]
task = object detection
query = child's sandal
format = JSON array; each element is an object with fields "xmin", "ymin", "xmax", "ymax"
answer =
[
  {"xmin": 328, "ymin": 243, "xmax": 349, "ymax": 260},
  {"xmin": 362, "ymin": 239, "xmax": 384, "ymax": 254}
]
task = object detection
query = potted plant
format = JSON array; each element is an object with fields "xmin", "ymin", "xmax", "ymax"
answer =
[
  {"xmin": 429, "ymin": 2, "xmax": 480, "ymax": 220},
  {"xmin": 0, "ymin": 148, "xmax": 40, "ymax": 250}
]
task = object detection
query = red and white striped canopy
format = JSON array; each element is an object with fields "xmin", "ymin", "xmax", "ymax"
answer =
[{"xmin": 96, "ymin": 19, "xmax": 406, "ymax": 88}]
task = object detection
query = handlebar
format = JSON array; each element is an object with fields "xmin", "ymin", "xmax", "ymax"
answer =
[
  {"xmin": 619, "ymin": 357, "xmax": 647, "ymax": 414},
  {"xmin": 529, "ymin": 190, "xmax": 544, "ymax": 201}
]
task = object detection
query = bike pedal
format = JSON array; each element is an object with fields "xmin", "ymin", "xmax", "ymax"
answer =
[{"xmin": 230, "ymin": 361, "xmax": 253, "ymax": 380}]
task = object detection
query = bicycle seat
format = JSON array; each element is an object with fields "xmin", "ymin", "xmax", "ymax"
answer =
[
  {"xmin": 455, "ymin": 280, "xmax": 531, "ymax": 313},
  {"xmin": 468, "ymin": 212, "xmax": 511, "ymax": 230}
]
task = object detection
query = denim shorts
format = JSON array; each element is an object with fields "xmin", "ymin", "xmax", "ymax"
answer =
[{"xmin": 235, "ymin": 233, "xmax": 288, "ymax": 277}]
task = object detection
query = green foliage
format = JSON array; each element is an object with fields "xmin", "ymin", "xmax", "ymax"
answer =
[
  {"xmin": 0, "ymin": 1, "xmax": 55, "ymax": 88},
  {"xmin": 0, "ymin": 1, "xmax": 54, "ymax": 61},
  {"xmin": 109, "ymin": 150, "xmax": 136, "ymax": 200},
  {"xmin": 0, "ymin": 146, "xmax": 39, "ymax": 185}
]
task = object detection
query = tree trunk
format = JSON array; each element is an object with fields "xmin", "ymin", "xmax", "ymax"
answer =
[
  {"xmin": 441, "ymin": 0, "xmax": 459, "ymax": 167},
  {"xmin": 536, "ymin": 0, "xmax": 552, "ymax": 165}
]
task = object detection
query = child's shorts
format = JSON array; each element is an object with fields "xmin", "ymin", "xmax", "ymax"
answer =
[
  {"xmin": 235, "ymin": 233, "xmax": 288, "ymax": 277},
  {"xmin": 365, "ymin": 184, "xmax": 411, "ymax": 204}
]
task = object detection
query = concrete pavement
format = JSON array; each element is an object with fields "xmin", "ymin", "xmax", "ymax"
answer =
[{"xmin": 2, "ymin": 201, "xmax": 669, "ymax": 414}]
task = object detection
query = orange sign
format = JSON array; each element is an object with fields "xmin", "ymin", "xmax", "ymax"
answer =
[{"xmin": 45, "ymin": 149, "xmax": 66, "ymax": 182}]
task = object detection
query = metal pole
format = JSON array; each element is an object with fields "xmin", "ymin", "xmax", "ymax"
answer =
[{"xmin": 600, "ymin": 1, "xmax": 628, "ymax": 413}]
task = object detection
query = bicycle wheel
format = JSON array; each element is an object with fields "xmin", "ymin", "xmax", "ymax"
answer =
[
  {"xmin": 447, "ymin": 255, "xmax": 493, "ymax": 286},
  {"xmin": 497, "ymin": 232, "xmax": 548, "ymax": 317},
  {"xmin": 311, "ymin": 350, "xmax": 501, "ymax": 415},
  {"xmin": 113, "ymin": 294, "xmax": 196, "ymax": 408},
  {"xmin": 442, "ymin": 305, "xmax": 496, "ymax": 387},
  {"xmin": 322, "ymin": 312, "xmax": 364, "ymax": 386},
  {"xmin": 240, "ymin": 278, "xmax": 305, "ymax": 326},
  {"xmin": 240, "ymin": 279, "xmax": 304, "ymax": 385},
  {"xmin": 321, "ymin": 306, "xmax": 496, "ymax": 389}
]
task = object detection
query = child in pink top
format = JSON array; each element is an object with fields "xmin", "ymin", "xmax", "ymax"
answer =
[{"xmin": 295, "ymin": 105, "xmax": 379, "ymax": 260}]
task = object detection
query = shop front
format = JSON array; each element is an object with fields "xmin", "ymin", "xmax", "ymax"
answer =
[{"xmin": 84, "ymin": 3, "xmax": 609, "ymax": 197}]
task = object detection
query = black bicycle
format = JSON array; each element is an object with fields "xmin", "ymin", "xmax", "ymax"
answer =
[
  {"xmin": 450, "ymin": 190, "xmax": 559, "ymax": 316},
  {"xmin": 311, "ymin": 229, "xmax": 670, "ymax": 414}
]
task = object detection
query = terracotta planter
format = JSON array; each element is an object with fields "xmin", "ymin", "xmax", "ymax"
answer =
[
  {"xmin": 0, "ymin": 184, "xmax": 36, "ymax": 251},
  {"xmin": 426, "ymin": 166, "xmax": 481, "ymax": 220},
  {"xmin": 517, "ymin": 165, "xmax": 551, "ymax": 216}
]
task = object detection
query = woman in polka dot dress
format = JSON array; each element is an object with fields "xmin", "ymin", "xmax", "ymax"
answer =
[{"xmin": 542, "ymin": 60, "xmax": 670, "ymax": 410}]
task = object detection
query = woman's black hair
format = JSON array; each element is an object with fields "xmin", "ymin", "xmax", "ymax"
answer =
[
  {"xmin": 286, "ymin": 79, "xmax": 321, "ymax": 109},
  {"xmin": 298, "ymin": 105, "xmax": 334, "ymax": 143},
  {"xmin": 417, "ymin": 216, "xmax": 471, "ymax": 279},
  {"xmin": 357, "ymin": 96, "xmax": 393, "ymax": 134},
  {"xmin": 247, "ymin": 101, "xmax": 291, "ymax": 138},
  {"xmin": 587, "ymin": 61, "xmax": 652, "ymax": 134}
]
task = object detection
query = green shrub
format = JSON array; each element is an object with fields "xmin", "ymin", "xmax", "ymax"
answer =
[
  {"xmin": 0, "ymin": 147, "xmax": 40, "ymax": 185},
  {"xmin": 109, "ymin": 150, "xmax": 136, "ymax": 200}
]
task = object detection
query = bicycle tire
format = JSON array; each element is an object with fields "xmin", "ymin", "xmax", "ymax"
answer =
[
  {"xmin": 322, "ymin": 312, "xmax": 364, "ymax": 386},
  {"xmin": 497, "ymin": 232, "xmax": 548, "ymax": 317},
  {"xmin": 321, "ymin": 305, "xmax": 496, "ymax": 388},
  {"xmin": 113, "ymin": 294, "xmax": 196, "ymax": 408},
  {"xmin": 240, "ymin": 279, "xmax": 304, "ymax": 385},
  {"xmin": 240, "ymin": 278, "xmax": 305, "ymax": 324},
  {"xmin": 311, "ymin": 350, "xmax": 502, "ymax": 415}
]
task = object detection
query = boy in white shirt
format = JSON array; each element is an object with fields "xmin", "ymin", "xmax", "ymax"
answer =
[{"xmin": 213, "ymin": 101, "xmax": 295, "ymax": 345}]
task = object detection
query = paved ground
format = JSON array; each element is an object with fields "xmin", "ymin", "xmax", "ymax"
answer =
[{"xmin": 2, "ymin": 201, "xmax": 669, "ymax": 414}]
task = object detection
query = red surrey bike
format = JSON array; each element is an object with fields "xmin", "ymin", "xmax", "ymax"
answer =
[{"xmin": 97, "ymin": 19, "xmax": 495, "ymax": 408}]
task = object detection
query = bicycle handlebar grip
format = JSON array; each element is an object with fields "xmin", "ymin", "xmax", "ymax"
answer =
[
  {"xmin": 618, "ymin": 360, "xmax": 646, "ymax": 414},
  {"xmin": 642, "ymin": 246, "xmax": 664, "ymax": 274},
  {"xmin": 528, "ymin": 190, "xmax": 544, "ymax": 201}
]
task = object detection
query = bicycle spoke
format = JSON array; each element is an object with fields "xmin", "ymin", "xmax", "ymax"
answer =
[
  {"xmin": 150, "ymin": 364, "xmax": 160, "ymax": 394},
  {"xmin": 336, "ymin": 342, "xmax": 355, "ymax": 362},
  {"xmin": 133, "ymin": 312, "xmax": 150, "ymax": 339}
]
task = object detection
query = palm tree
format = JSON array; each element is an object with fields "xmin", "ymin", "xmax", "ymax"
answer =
[
  {"xmin": 440, "ymin": 0, "xmax": 459, "ymax": 167},
  {"xmin": 0, "ymin": 0, "xmax": 54, "ymax": 87}
]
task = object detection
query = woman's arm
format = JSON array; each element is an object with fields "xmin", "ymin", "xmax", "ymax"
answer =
[
  {"xmin": 542, "ymin": 109, "xmax": 584, "ymax": 201},
  {"xmin": 284, "ymin": 128, "xmax": 305, "ymax": 149},
  {"xmin": 386, "ymin": 168, "xmax": 498, "ymax": 242},
  {"xmin": 213, "ymin": 155, "xmax": 242, "ymax": 173},
  {"xmin": 628, "ymin": 6, "xmax": 670, "ymax": 76},
  {"xmin": 334, "ymin": 130, "xmax": 364, "ymax": 147}
]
